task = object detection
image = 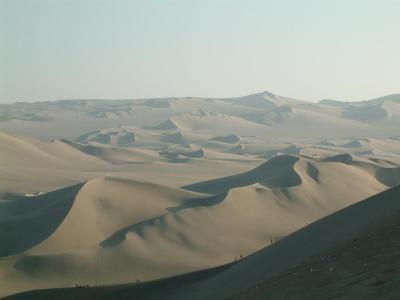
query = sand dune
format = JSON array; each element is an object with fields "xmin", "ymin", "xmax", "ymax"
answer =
[
  {"xmin": 60, "ymin": 139, "xmax": 162, "ymax": 164},
  {"xmin": 0, "ymin": 131, "xmax": 113, "ymax": 196},
  {"xmin": 76, "ymin": 128, "xmax": 135, "ymax": 146},
  {"xmin": 230, "ymin": 196, "xmax": 400, "ymax": 299},
  {"xmin": 168, "ymin": 111, "xmax": 271, "ymax": 136},
  {"xmin": 148, "ymin": 119, "xmax": 179, "ymax": 130},
  {"xmin": 183, "ymin": 155, "xmax": 302, "ymax": 193},
  {"xmin": 0, "ymin": 132, "xmax": 108, "ymax": 170},
  {"xmin": 0, "ymin": 129, "xmax": 259, "ymax": 195},
  {"xmin": 167, "ymin": 184, "xmax": 400, "ymax": 300},
  {"xmin": 2, "ymin": 153, "xmax": 399, "ymax": 297},
  {"xmin": 342, "ymin": 138, "xmax": 363, "ymax": 148},
  {"xmin": 1, "ymin": 92, "xmax": 399, "ymax": 140},
  {"xmin": 0, "ymin": 183, "xmax": 84, "ymax": 257},
  {"xmin": 210, "ymin": 134, "xmax": 240, "ymax": 144},
  {"xmin": 220, "ymin": 90, "xmax": 305, "ymax": 110},
  {"xmin": 184, "ymin": 154, "xmax": 399, "ymax": 194},
  {"xmin": 6, "ymin": 185, "xmax": 400, "ymax": 300},
  {"xmin": 159, "ymin": 147, "xmax": 204, "ymax": 162},
  {"xmin": 0, "ymin": 177, "xmax": 210, "ymax": 296},
  {"xmin": 1, "ymin": 91, "xmax": 400, "ymax": 299},
  {"xmin": 159, "ymin": 132, "xmax": 188, "ymax": 146},
  {"xmin": 27, "ymin": 177, "xmax": 207, "ymax": 253}
]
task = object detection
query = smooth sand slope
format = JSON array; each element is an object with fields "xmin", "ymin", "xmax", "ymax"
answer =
[
  {"xmin": 231, "ymin": 202, "xmax": 400, "ymax": 299},
  {"xmin": 0, "ymin": 131, "xmax": 111, "ymax": 196},
  {"xmin": 5, "ymin": 185, "xmax": 400, "ymax": 300},
  {"xmin": 0, "ymin": 130, "xmax": 259, "ymax": 196},
  {"xmin": 0, "ymin": 177, "xmax": 209, "ymax": 297},
  {"xmin": 173, "ymin": 184, "xmax": 400, "ymax": 300},
  {"xmin": 1, "ymin": 153, "xmax": 399, "ymax": 298}
]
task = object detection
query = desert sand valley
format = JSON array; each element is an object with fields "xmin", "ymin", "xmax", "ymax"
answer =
[{"xmin": 0, "ymin": 91, "xmax": 400, "ymax": 299}]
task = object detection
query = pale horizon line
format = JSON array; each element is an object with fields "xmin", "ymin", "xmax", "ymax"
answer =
[{"xmin": 2, "ymin": 90, "xmax": 399, "ymax": 105}]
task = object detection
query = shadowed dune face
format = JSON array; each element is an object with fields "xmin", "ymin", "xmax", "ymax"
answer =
[
  {"xmin": 322, "ymin": 153, "xmax": 354, "ymax": 164},
  {"xmin": 231, "ymin": 207, "xmax": 400, "ymax": 300},
  {"xmin": 159, "ymin": 148, "xmax": 204, "ymax": 162},
  {"xmin": 375, "ymin": 167, "xmax": 400, "ymax": 187},
  {"xmin": 148, "ymin": 119, "xmax": 178, "ymax": 130},
  {"xmin": 159, "ymin": 132, "xmax": 187, "ymax": 145},
  {"xmin": 342, "ymin": 139, "xmax": 363, "ymax": 148},
  {"xmin": 182, "ymin": 155, "xmax": 302, "ymax": 194},
  {"xmin": 210, "ymin": 134, "xmax": 240, "ymax": 144},
  {"xmin": 341, "ymin": 103, "xmax": 389, "ymax": 122},
  {"xmin": 76, "ymin": 128, "xmax": 136, "ymax": 147},
  {"xmin": 0, "ymin": 183, "xmax": 84, "ymax": 257}
]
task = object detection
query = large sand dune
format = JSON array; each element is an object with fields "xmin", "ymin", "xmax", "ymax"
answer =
[
  {"xmin": 0, "ymin": 91, "xmax": 400, "ymax": 299},
  {"xmin": 1, "ymin": 152, "xmax": 399, "ymax": 297},
  {"xmin": 5, "ymin": 185, "xmax": 399, "ymax": 300},
  {"xmin": 168, "ymin": 184, "xmax": 400, "ymax": 300}
]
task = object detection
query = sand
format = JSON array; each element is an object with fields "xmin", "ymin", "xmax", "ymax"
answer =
[
  {"xmin": 4, "ymin": 185, "xmax": 400, "ymax": 300},
  {"xmin": 0, "ymin": 91, "xmax": 399, "ymax": 298}
]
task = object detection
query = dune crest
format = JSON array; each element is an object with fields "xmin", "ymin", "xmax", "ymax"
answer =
[{"xmin": 1, "ymin": 92, "xmax": 400, "ymax": 298}]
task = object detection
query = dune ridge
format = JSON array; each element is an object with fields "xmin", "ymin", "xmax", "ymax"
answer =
[{"xmin": 5, "ymin": 185, "xmax": 400, "ymax": 300}]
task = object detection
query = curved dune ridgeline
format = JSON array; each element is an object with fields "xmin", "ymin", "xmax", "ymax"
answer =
[
  {"xmin": 182, "ymin": 155, "xmax": 302, "ymax": 194},
  {"xmin": 0, "ymin": 183, "xmax": 84, "ymax": 257},
  {"xmin": 1, "ymin": 153, "xmax": 399, "ymax": 297},
  {"xmin": 4, "ymin": 185, "xmax": 400, "ymax": 300}
]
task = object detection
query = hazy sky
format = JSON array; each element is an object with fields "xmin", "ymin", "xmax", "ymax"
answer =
[{"xmin": 1, "ymin": 0, "xmax": 399, "ymax": 103}]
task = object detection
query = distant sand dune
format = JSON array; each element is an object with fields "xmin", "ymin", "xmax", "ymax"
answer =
[{"xmin": 210, "ymin": 134, "xmax": 240, "ymax": 144}]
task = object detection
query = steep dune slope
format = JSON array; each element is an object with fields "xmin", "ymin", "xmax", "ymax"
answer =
[
  {"xmin": 172, "ymin": 185, "xmax": 400, "ymax": 300},
  {"xmin": 28, "ymin": 177, "xmax": 206, "ymax": 253},
  {"xmin": 0, "ymin": 131, "xmax": 113, "ymax": 196},
  {"xmin": 231, "ymin": 201, "xmax": 400, "ymax": 299},
  {"xmin": 183, "ymin": 154, "xmax": 399, "ymax": 194},
  {"xmin": 0, "ymin": 178, "xmax": 210, "ymax": 297},
  {"xmin": 99, "ymin": 155, "xmax": 396, "ymax": 268},
  {"xmin": 0, "ymin": 131, "xmax": 108, "ymax": 170},
  {"xmin": 6, "ymin": 185, "xmax": 400, "ymax": 300},
  {"xmin": 183, "ymin": 155, "xmax": 302, "ymax": 193},
  {"xmin": 0, "ymin": 183, "xmax": 84, "ymax": 257},
  {"xmin": 75, "ymin": 128, "xmax": 135, "ymax": 147}
]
